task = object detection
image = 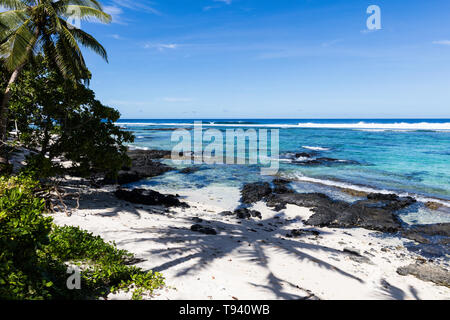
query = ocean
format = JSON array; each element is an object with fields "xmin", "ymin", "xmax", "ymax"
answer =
[{"xmin": 116, "ymin": 119, "xmax": 450, "ymax": 225}]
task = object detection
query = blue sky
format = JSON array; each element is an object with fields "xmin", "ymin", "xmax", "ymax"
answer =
[{"xmin": 79, "ymin": 0, "xmax": 450, "ymax": 118}]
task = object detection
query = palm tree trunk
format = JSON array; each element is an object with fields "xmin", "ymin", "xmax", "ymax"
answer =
[{"xmin": 0, "ymin": 65, "xmax": 24, "ymax": 164}]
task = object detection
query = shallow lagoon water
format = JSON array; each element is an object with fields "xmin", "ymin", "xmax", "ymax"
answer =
[{"xmin": 119, "ymin": 119, "xmax": 450, "ymax": 225}]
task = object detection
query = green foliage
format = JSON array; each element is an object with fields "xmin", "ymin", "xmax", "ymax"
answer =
[
  {"xmin": 8, "ymin": 56, "xmax": 134, "ymax": 179},
  {"xmin": 0, "ymin": 175, "xmax": 165, "ymax": 300},
  {"xmin": 0, "ymin": 0, "xmax": 110, "ymax": 82}
]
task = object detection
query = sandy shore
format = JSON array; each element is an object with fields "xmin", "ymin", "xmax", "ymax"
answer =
[{"xmin": 51, "ymin": 178, "xmax": 450, "ymax": 300}]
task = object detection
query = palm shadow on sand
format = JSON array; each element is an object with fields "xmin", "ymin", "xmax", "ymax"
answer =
[{"xmin": 112, "ymin": 212, "xmax": 368, "ymax": 299}]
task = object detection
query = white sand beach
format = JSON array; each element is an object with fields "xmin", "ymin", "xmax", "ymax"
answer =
[{"xmin": 50, "ymin": 178, "xmax": 450, "ymax": 300}]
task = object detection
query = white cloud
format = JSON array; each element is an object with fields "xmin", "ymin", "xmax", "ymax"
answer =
[
  {"xmin": 103, "ymin": 1, "xmax": 160, "ymax": 24},
  {"xmin": 109, "ymin": 34, "xmax": 123, "ymax": 40},
  {"xmin": 109, "ymin": 0, "xmax": 161, "ymax": 15},
  {"xmin": 104, "ymin": 5, "xmax": 126, "ymax": 24},
  {"xmin": 214, "ymin": 0, "xmax": 232, "ymax": 4},
  {"xmin": 204, "ymin": 0, "xmax": 232, "ymax": 11},
  {"xmin": 432, "ymin": 40, "xmax": 450, "ymax": 46},
  {"xmin": 144, "ymin": 43, "xmax": 179, "ymax": 51}
]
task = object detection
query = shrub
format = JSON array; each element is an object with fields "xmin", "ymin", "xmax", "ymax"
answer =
[{"xmin": 0, "ymin": 176, "xmax": 164, "ymax": 300}]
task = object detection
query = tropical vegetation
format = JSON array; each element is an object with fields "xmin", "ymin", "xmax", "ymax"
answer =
[{"xmin": 0, "ymin": 1, "xmax": 159, "ymax": 300}]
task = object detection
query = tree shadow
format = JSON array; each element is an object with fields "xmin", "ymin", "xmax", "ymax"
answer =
[{"xmin": 111, "ymin": 213, "xmax": 366, "ymax": 299}]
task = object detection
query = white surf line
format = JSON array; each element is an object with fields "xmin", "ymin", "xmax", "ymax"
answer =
[{"xmin": 115, "ymin": 121, "xmax": 450, "ymax": 131}]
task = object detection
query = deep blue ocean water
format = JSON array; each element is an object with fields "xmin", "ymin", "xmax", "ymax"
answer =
[{"xmin": 116, "ymin": 119, "xmax": 450, "ymax": 225}]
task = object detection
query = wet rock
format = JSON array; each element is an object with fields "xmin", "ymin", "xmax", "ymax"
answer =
[
  {"xmin": 126, "ymin": 149, "xmax": 172, "ymax": 161},
  {"xmin": 397, "ymin": 262, "xmax": 450, "ymax": 287},
  {"xmin": 191, "ymin": 224, "xmax": 217, "ymax": 235},
  {"xmin": 112, "ymin": 149, "xmax": 175, "ymax": 184},
  {"xmin": 340, "ymin": 188, "xmax": 369, "ymax": 197},
  {"xmin": 408, "ymin": 223, "xmax": 450, "ymax": 237},
  {"xmin": 306, "ymin": 201, "xmax": 402, "ymax": 233},
  {"xmin": 425, "ymin": 202, "xmax": 443, "ymax": 210},
  {"xmin": 298, "ymin": 157, "xmax": 359, "ymax": 166},
  {"xmin": 241, "ymin": 182, "xmax": 272, "ymax": 204},
  {"xmin": 295, "ymin": 152, "xmax": 313, "ymax": 158},
  {"xmin": 402, "ymin": 231, "xmax": 431, "ymax": 244},
  {"xmin": 179, "ymin": 166, "xmax": 201, "ymax": 174},
  {"xmin": 301, "ymin": 193, "xmax": 416, "ymax": 233},
  {"xmin": 115, "ymin": 188, "xmax": 188, "ymax": 208},
  {"xmin": 234, "ymin": 208, "xmax": 262, "ymax": 220},
  {"xmin": 272, "ymin": 179, "xmax": 294, "ymax": 194},
  {"xmin": 401, "ymin": 223, "xmax": 450, "ymax": 246},
  {"xmin": 266, "ymin": 192, "xmax": 332, "ymax": 211},
  {"xmin": 367, "ymin": 193, "xmax": 399, "ymax": 201}
]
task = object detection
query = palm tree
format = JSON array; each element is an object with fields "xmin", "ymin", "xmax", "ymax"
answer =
[{"xmin": 0, "ymin": 0, "xmax": 111, "ymax": 163}]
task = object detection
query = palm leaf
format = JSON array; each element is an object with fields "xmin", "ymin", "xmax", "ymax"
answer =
[
  {"xmin": 62, "ymin": 5, "xmax": 111, "ymax": 24},
  {"xmin": 61, "ymin": 19, "xmax": 107, "ymax": 61},
  {"xmin": 0, "ymin": 0, "xmax": 28, "ymax": 11},
  {"xmin": 1, "ymin": 19, "xmax": 35, "ymax": 70}
]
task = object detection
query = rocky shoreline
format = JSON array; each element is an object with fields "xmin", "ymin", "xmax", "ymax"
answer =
[
  {"xmin": 99, "ymin": 148, "xmax": 450, "ymax": 291},
  {"xmin": 113, "ymin": 149, "xmax": 450, "ymax": 246}
]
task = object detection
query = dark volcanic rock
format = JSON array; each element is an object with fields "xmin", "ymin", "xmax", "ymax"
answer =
[
  {"xmin": 219, "ymin": 211, "xmax": 234, "ymax": 216},
  {"xmin": 113, "ymin": 149, "xmax": 175, "ymax": 184},
  {"xmin": 295, "ymin": 157, "xmax": 359, "ymax": 166},
  {"xmin": 367, "ymin": 193, "xmax": 399, "ymax": 201},
  {"xmin": 241, "ymin": 182, "xmax": 272, "ymax": 204},
  {"xmin": 397, "ymin": 262, "xmax": 450, "ymax": 287},
  {"xmin": 191, "ymin": 224, "xmax": 217, "ymax": 235},
  {"xmin": 286, "ymin": 229, "xmax": 320, "ymax": 238},
  {"xmin": 425, "ymin": 201, "xmax": 443, "ymax": 210},
  {"xmin": 306, "ymin": 199, "xmax": 403, "ymax": 233},
  {"xmin": 179, "ymin": 167, "xmax": 201, "ymax": 174},
  {"xmin": 265, "ymin": 192, "xmax": 413, "ymax": 232},
  {"xmin": 266, "ymin": 192, "xmax": 332, "ymax": 211},
  {"xmin": 272, "ymin": 179, "xmax": 294, "ymax": 194},
  {"xmin": 126, "ymin": 149, "xmax": 171, "ymax": 162},
  {"xmin": 342, "ymin": 248, "xmax": 373, "ymax": 264},
  {"xmin": 401, "ymin": 223, "xmax": 450, "ymax": 247},
  {"xmin": 295, "ymin": 152, "xmax": 313, "ymax": 158},
  {"xmin": 407, "ymin": 223, "xmax": 450, "ymax": 237},
  {"xmin": 115, "ymin": 188, "xmax": 188, "ymax": 208},
  {"xmin": 234, "ymin": 208, "xmax": 262, "ymax": 220},
  {"xmin": 402, "ymin": 231, "xmax": 431, "ymax": 244}
]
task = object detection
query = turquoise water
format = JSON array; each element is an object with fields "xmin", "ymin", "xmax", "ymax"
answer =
[{"xmin": 117, "ymin": 119, "xmax": 450, "ymax": 225}]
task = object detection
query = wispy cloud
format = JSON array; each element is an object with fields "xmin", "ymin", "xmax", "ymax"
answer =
[
  {"xmin": 104, "ymin": 5, "xmax": 126, "ymax": 24},
  {"xmin": 104, "ymin": 0, "xmax": 160, "ymax": 24},
  {"xmin": 109, "ymin": 34, "xmax": 124, "ymax": 40},
  {"xmin": 144, "ymin": 43, "xmax": 180, "ymax": 51},
  {"xmin": 109, "ymin": 0, "xmax": 161, "ymax": 15},
  {"xmin": 432, "ymin": 40, "xmax": 450, "ymax": 46},
  {"xmin": 203, "ymin": 0, "xmax": 232, "ymax": 11}
]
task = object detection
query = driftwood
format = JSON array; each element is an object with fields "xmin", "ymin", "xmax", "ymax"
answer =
[{"xmin": 35, "ymin": 180, "xmax": 80, "ymax": 217}]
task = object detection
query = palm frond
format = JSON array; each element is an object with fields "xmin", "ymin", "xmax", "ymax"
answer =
[
  {"xmin": 0, "ymin": 0, "xmax": 28, "ymax": 11},
  {"xmin": 61, "ymin": 19, "xmax": 107, "ymax": 61},
  {"xmin": 54, "ymin": 0, "xmax": 103, "ymax": 12},
  {"xmin": 62, "ymin": 5, "xmax": 111, "ymax": 24},
  {"xmin": 1, "ymin": 19, "xmax": 35, "ymax": 70}
]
